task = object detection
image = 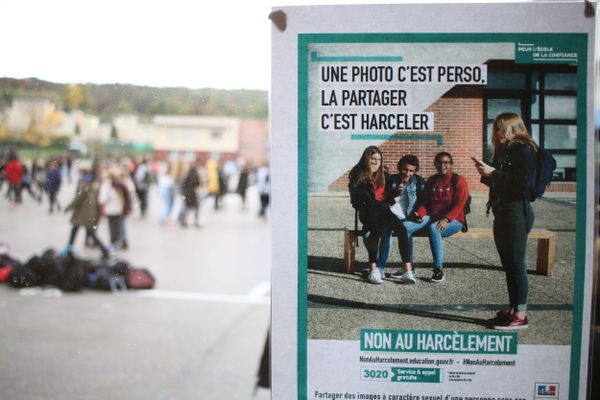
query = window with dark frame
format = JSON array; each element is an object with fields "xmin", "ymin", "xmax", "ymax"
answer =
[{"xmin": 483, "ymin": 61, "xmax": 577, "ymax": 182}]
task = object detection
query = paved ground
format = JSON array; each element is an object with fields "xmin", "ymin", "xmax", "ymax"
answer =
[
  {"xmin": 0, "ymin": 174, "xmax": 271, "ymax": 399},
  {"xmin": 307, "ymin": 192, "xmax": 577, "ymax": 345}
]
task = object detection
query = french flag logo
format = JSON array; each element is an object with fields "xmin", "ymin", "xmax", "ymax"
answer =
[{"xmin": 536, "ymin": 383, "xmax": 558, "ymax": 397}]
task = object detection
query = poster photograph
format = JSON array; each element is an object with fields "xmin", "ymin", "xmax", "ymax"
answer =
[{"xmin": 270, "ymin": 2, "xmax": 596, "ymax": 400}]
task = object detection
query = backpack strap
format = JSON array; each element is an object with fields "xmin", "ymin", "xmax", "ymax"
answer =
[
  {"xmin": 412, "ymin": 175, "xmax": 426, "ymax": 212},
  {"xmin": 416, "ymin": 175, "xmax": 425, "ymax": 193},
  {"xmin": 354, "ymin": 209, "xmax": 359, "ymax": 247},
  {"xmin": 450, "ymin": 173, "xmax": 458, "ymax": 191}
]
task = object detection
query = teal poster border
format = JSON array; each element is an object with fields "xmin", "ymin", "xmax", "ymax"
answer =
[{"xmin": 297, "ymin": 32, "xmax": 588, "ymax": 400}]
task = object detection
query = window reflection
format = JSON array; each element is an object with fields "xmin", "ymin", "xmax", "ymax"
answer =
[
  {"xmin": 545, "ymin": 96, "xmax": 577, "ymax": 119},
  {"xmin": 544, "ymin": 125, "xmax": 577, "ymax": 150},
  {"xmin": 545, "ymin": 73, "xmax": 577, "ymax": 90}
]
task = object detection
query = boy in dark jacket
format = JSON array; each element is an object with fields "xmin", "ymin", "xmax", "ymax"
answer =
[{"xmin": 45, "ymin": 159, "xmax": 62, "ymax": 213}]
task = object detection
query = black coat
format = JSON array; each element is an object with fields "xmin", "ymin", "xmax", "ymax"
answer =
[
  {"xmin": 483, "ymin": 142, "xmax": 536, "ymax": 208},
  {"xmin": 348, "ymin": 172, "xmax": 390, "ymax": 230}
]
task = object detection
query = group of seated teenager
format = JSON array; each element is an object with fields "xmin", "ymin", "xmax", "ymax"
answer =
[
  {"xmin": 348, "ymin": 147, "xmax": 469, "ymax": 285},
  {"xmin": 347, "ymin": 113, "xmax": 538, "ymax": 331}
]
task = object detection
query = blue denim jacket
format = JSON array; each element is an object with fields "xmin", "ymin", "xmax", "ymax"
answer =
[{"xmin": 387, "ymin": 174, "xmax": 425, "ymax": 216}]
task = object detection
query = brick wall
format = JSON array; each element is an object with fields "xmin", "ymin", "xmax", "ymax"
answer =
[
  {"xmin": 328, "ymin": 85, "xmax": 488, "ymax": 192},
  {"xmin": 239, "ymin": 119, "xmax": 269, "ymax": 167}
]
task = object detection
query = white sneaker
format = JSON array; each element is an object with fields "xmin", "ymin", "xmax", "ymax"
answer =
[
  {"xmin": 368, "ymin": 269, "xmax": 383, "ymax": 284},
  {"xmin": 399, "ymin": 270, "xmax": 416, "ymax": 284},
  {"xmin": 389, "ymin": 268, "xmax": 406, "ymax": 281},
  {"xmin": 390, "ymin": 268, "xmax": 417, "ymax": 281}
]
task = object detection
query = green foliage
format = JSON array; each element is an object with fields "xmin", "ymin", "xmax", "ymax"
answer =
[
  {"xmin": 1, "ymin": 135, "xmax": 72, "ymax": 160},
  {"xmin": 0, "ymin": 78, "xmax": 268, "ymax": 119}
]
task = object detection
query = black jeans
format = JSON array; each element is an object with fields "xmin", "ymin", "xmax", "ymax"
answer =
[
  {"xmin": 107, "ymin": 215, "xmax": 123, "ymax": 244},
  {"xmin": 360, "ymin": 203, "xmax": 407, "ymax": 264},
  {"xmin": 492, "ymin": 199, "xmax": 533, "ymax": 312},
  {"xmin": 259, "ymin": 193, "xmax": 269, "ymax": 216},
  {"xmin": 69, "ymin": 225, "xmax": 109, "ymax": 257}
]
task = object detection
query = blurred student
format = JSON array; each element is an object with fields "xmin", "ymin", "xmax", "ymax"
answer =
[
  {"xmin": 32, "ymin": 159, "xmax": 46, "ymax": 202},
  {"xmin": 118, "ymin": 163, "xmax": 135, "ymax": 249},
  {"xmin": 256, "ymin": 162, "xmax": 270, "ymax": 218},
  {"xmin": 3, "ymin": 151, "xmax": 24, "ymax": 207},
  {"xmin": 64, "ymin": 169, "xmax": 110, "ymax": 259},
  {"xmin": 158, "ymin": 161, "xmax": 176, "ymax": 225},
  {"xmin": 206, "ymin": 158, "xmax": 221, "ymax": 211},
  {"xmin": 99, "ymin": 169, "xmax": 130, "ymax": 250},
  {"xmin": 45, "ymin": 159, "xmax": 62, "ymax": 213},
  {"xmin": 178, "ymin": 164, "xmax": 202, "ymax": 228},
  {"xmin": 134, "ymin": 158, "xmax": 152, "ymax": 218},
  {"xmin": 237, "ymin": 164, "xmax": 251, "ymax": 210}
]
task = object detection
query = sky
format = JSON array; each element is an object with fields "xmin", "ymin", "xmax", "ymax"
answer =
[{"xmin": 0, "ymin": 0, "xmax": 413, "ymax": 91}]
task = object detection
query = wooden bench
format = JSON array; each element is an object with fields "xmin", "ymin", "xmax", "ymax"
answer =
[{"xmin": 343, "ymin": 227, "xmax": 556, "ymax": 276}]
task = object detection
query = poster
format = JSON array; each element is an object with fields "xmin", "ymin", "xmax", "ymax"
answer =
[{"xmin": 271, "ymin": 2, "xmax": 596, "ymax": 399}]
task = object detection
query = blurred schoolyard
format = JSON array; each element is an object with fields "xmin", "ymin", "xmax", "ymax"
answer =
[{"xmin": 0, "ymin": 174, "xmax": 271, "ymax": 400}]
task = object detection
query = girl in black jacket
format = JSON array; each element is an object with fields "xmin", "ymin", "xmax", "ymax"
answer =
[
  {"xmin": 348, "ymin": 146, "xmax": 406, "ymax": 284},
  {"xmin": 475, "ymin": 112, "xmax": 537, "ymax": 330}
]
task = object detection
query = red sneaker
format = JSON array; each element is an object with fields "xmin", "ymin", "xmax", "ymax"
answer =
[
  {"xmin": 487, "ymin": 309, "xmax": 512, "ymax": 327},
  {"xmin": 493, "ymin": 314, "xmax": 528, "ymax": 330},
  {"xmin": 487, "ymin": 309, "xmax": 512, "ymax": 326}
]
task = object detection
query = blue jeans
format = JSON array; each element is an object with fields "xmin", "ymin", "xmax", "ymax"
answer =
[
  {"xmin": 376, "ymin": 218, "xmax": 428, "ymax": 274},
  {"xmin": 160, "ymin": 187, "xmax": 174, "ymax": 223},
  {"xmin": 402, "ymin": 216, "xmax": 463, "ymax": 269},
  {"xmin": 376, "ymin": 228, "xmax": 393, "ymax": 275},
  {"xmin": 375, "ymin": 217, "xmax": 427, "ymax": 273}
]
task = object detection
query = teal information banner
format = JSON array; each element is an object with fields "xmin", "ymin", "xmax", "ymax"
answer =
[
  {"xmin": 360, "ymin": 329, "xmax": 517, "ymax": 354},
  {"xmin": 515, "ymin": 37, "xmax": 579, "ymax": 64},
  {"xmin": 391, "ymin": 367, "xmax": 441, "ymax": 383}
]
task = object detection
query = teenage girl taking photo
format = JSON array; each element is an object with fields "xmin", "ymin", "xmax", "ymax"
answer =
[{"xmin": 474, "ymin": 112, "xmax": 537, "ymax": 330}]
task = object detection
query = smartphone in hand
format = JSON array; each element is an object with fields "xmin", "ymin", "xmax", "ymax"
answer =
[{"xmin": 471, "ymin": 156, "xmax": 484, "ymax": 166}]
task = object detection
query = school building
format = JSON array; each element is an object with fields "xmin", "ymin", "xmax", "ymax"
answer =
[{"xmin": 327, "ymin": 61, "xmax": 577, "ymax": 193}]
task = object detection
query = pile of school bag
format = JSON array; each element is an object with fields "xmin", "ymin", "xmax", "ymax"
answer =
[{"xmin": 0, "ymin": 247, "xmax": 155, "ymax": 293}]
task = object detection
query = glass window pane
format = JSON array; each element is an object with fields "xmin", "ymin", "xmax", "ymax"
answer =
[
  {"xmin": 545, "ymin": 96, "xmax": 576, "ymax": 119},
  {"xmin": 485, "ymin": 123, "xmax": 493, "ymax": 162},
  {"xmin": 545, "ymin": 73, "xmax": 577, "ymax": 90},
  {"xmin": 531, "ymin": 71, "xmax": 540, "ymax": 90},
  {"xmin": 544, "ymin": 124, "xmax": 577, "ymax": 150},
  {"xmin": 487, "ymin": 99, "xmax": 521, "ymax": 120},
  {"xmin": 552, "ymin": 154, "xmax": 576, "ymax": 181},
  {"xmin": 531, "ymin": 95, "xmax": 539, "ymax": 119},
  {"xmin": 487, "ymin": 73, "xmax": 525, "ymax": 89},
  {"xmin": 530, "ymin": 124, "xmax": 540, "ymax": 145}
]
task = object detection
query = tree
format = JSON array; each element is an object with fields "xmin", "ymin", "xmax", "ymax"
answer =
[
  {"xmin": 111, "ymin": 124, "xmax": 118, "ymax": 140},
  {"xmin": 64, "ymin": 84, "xmax": 85, "ymax": 111}
]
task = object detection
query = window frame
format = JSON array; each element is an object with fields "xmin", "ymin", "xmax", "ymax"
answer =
[{"xmin": 483, "ymin": 61, "xmax": 577, "ymax": 181}]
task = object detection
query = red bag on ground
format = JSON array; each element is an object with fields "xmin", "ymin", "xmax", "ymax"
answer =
[
  {"xmin": 0, "ymin": 265, "xmax": 14, "ymax": 283},
  {"xmin": 126, "ymin": 268, "xmax": 155, "ymax": 289}
]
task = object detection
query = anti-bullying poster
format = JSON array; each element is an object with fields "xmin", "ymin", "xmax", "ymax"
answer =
[{"xmin": 270, "ymin": 2, "xmax": 596, "ymax": 399}]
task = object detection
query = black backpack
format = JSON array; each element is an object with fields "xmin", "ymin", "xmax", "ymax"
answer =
[
  {"xmin": 8, "ymin": 263, "xmax": 41, "ymax": 288},
  {"xmin": 35, "ymin": 249, "xmax": 64, "ymax": 287},
  {"xmin": 450, "ymin": 173, "xmax": 471, "ymax": 232},
  {"xmin": 529, "ymin": 148, "xmax": 557, "ymax": 201},
  {"xmin": 86, "ymin": 258, "xmax": 130, "ymax": 292},
  {"xmin": 57, "ymin": 252, "xmax": 86, "ymax": 292}
]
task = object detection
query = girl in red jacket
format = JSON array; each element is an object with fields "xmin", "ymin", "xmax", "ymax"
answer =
[
  {"xmin": 3, "ymin": 152, "xmax": 24, "ymax": 206},
  {"xmin": 403, "ymin": 152, "xmax": 469, "ymax": 283}
]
